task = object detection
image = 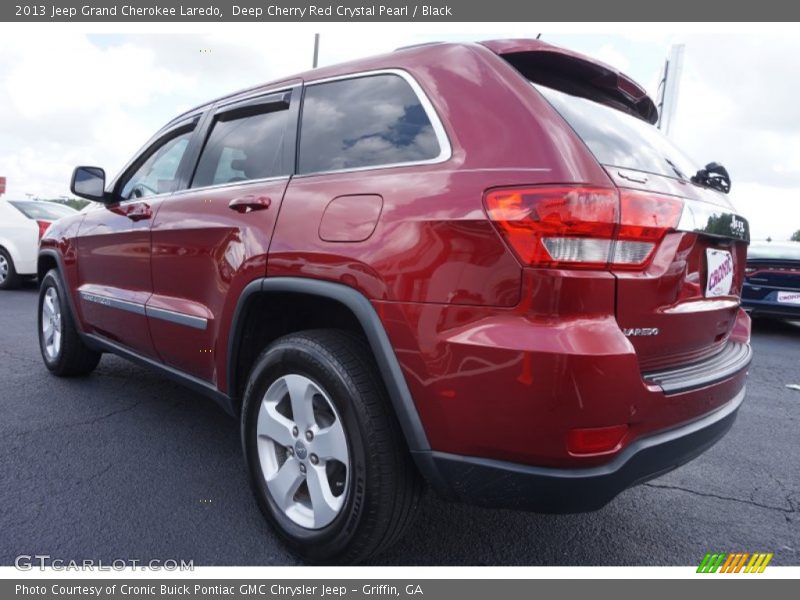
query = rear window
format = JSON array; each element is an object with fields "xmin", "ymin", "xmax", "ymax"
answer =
[
  {"xmin": 298, "ymin": 74, "xmax": 441, "ymax": 174},
  {"xmin": 9, "ymin": 201, "xmax": 76, "ymax": 220},
  {"xmin": 535, "ymin": 84, "xmax": 700, "ymax": 182}
]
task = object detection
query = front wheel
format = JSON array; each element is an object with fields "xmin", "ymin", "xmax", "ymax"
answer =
[
  {"xmin": 241, "ymin": 330, "xmax": 421, "ymax": 564},
  {"xmin": 38, "ymin": 269, "xmax": 101, "ymax": 376}
]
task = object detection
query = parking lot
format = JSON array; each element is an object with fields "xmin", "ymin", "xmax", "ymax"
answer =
[{"xmin": 1, "ymin": 283, "xmax": 798, "ymax": 566}]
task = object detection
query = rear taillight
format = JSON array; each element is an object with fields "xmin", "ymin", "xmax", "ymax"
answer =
[
  {"xmin": 484, "ymin": 186, "xmax": 683, "ymax": 270},
  {"xmin": 37, "ymin": 220, "xmax": 51, "ymax": 240},
  {"xmin": 616, "ymin": 190, "xmax": 684, "ymax": 268}
]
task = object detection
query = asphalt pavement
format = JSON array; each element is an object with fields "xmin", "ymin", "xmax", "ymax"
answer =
[{"xmin": 1, "ymin": 283, "xmax": 798, "ymax": 566}]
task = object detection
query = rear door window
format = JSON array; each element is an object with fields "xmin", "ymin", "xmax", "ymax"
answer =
[
  {"xmin": 298, "ymin": 74, "xmax": 441, "ymax": 174},
  {"xmin": 535, "ymin": 84, "xmax": 700, "ymax": 182},
  {"xmin": 191, "ymin": 100, "xmax": 291, "ymax": 188}
]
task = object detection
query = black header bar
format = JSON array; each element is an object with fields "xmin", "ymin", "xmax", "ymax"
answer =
[{"xmin": 4, "ymin": 0, "xmax": 800, "ymax": 22}]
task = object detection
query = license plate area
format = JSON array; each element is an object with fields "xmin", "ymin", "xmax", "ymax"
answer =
[
  {"xmin": 706, "ymin": 248, "xmax": 734, "ymax": 297},
  {"xmin": 777, "ymin": 290, "xmax": 800, "ymax": 305}
]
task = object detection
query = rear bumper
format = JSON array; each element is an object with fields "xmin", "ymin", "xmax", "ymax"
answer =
[
  {"xmin": 643, "ymin": 341, "xmax": 751, "ymax": 394},
  {"xmin": 416, "ymin": 386, "xmax": 745, "ymax": 513}
]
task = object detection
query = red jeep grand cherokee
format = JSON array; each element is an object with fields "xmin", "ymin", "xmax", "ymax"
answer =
[{"xmin": 38, "ymin": 39, "xmax": 752, "ymax": 563}]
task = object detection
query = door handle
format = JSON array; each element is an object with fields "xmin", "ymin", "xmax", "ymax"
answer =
[
  {"xmin": 125, "ymin": 203, "xmax": 152, "ymax": 222},
  {"xmin": 228, "ymin": 195, "xmax": 272, "ymax": 213}
]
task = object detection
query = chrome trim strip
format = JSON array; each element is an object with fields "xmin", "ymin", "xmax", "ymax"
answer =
[
  {"xmin": 643, "ymin": 341, "xmax": 752, "ymax": 394},
  {"xmin": 145, "ymin": 306, "xmax": 208, "ymax": 331},
  {"xmin": 677, "ymin": 198, "xmax": 750, "ymax": 243},
  {"xmin": 296, "ymin": 68, "xmax": 453, "ymax": 178},
  {"xmin": 79, "ymin": 291, "xmax": 145, "ymax": 316},
  {"xmin": 79, "ymin": 291, "xmax": 208, "ymax": 330},
  {"xmin": 170, "ymin": 175, "xmax": 290, "ymax": 197}
]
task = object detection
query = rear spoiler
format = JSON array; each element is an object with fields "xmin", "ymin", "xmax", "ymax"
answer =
[{"xmin": 480, "ymin": 39, "xmax": 659, "ymax": 125}]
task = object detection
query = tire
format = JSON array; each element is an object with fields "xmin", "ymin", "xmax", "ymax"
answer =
[
  {"xmin": 38, "ymin": 269, "xmax": 101, "ymax": 377},
  {"xmin": 241, "ymin": 329, "xmax": 422, "ymax": 564},
  {"xmin": 0, "ymin": 248, "xmax": 20, "ymax": 290}
]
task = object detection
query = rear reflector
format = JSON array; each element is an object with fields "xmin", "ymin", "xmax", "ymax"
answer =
[
  {"xmin": 36, "ymin": 220, "xmax": 51, "ymax": 240},
  {"xmin": 484, "ymin": 185, "xmax": 684, "ymax": 270},
  {"xmin": 567, "ymin": 424, "xmax": 629, "ymax": 455}
]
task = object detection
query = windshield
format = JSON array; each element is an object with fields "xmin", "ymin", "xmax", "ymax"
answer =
[
  {"xmin": 535, "ymin": 84, "xmax": 701, "ymax": 182},
  {"xmin": 9, "ymin": 201, "xmax": 77, "ymax": 220},
  {"xmin": 748, "ymin": 242, "xmax": 800, "ymax": 261}
]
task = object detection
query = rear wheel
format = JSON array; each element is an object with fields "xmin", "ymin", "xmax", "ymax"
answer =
[
  {"xmin": 0, "ymin": 248, "xmax": 20, "ymax": 290},
  {"xmin": 241, "ymin": 329, "xmax": 421, "ymax": 564},
  {"xmin": 38, "ymin": 269, "xmax": 101, "ymax": 376}
]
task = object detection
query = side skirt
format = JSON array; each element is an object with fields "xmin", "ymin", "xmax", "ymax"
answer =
[{"xmin": 84, "ymin": 333, "xmax": 235, "ymax": 416}]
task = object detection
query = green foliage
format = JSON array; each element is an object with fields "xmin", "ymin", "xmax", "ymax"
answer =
[{"xmin": 41, "ymin": 198, "xmax": 90, "ymax": 211}]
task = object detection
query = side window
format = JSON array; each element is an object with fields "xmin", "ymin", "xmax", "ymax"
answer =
[
  {"xmin": 298, "ymin": 74, "xmax": 441, "ymax": 174},
  {"xmin": 119, "ymin": 131, "xmax": 193, "ymax": 200},
  {"xmin": 191, "ymin": 107, "xmax": 290, "ymax": 188}
]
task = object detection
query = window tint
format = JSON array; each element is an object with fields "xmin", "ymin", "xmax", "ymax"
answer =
[
  {"xmin": 9, "ymin": 201, "xmax": 77, "ymax": 220},
  {"xmin": 120, "ymin": 131, "xmax": 192, "ymax": 200},
  {"xmin": 535, "ymin": 84, "xmax": 700, "ymax": 182},
  {"xmin": 192, "ymin": 108, "xmax": 290, "ymax": 188},
  {"xmin": 298, "ymin": 74, "xmax": 441, "ymax": 174}
]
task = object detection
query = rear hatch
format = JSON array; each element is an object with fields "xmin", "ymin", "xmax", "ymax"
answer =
[{"xmin": 489, "ymin": 42, "xmax": 750, "ymax": 371}]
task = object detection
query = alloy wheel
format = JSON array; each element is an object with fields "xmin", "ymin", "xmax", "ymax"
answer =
[
  {"xmin": 41, "ymin": 286, "xmax": 62, "ymax": 360},
  {"xmin": 256, "ymin": 374, "xmax": 350, "ymax": 529},
  {"xmin": 0, "ymin": 254, "xmax": 8, "ymax": 283}
]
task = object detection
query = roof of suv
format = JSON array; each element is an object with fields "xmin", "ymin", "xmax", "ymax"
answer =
[{"xmin": 170, "ymin": 39, "xmax": 655, "ymax": 126}]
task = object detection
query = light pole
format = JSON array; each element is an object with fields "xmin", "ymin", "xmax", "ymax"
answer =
[{"xmin": 656, "ymin": 44, "xmax": 685, "ymax": 137}]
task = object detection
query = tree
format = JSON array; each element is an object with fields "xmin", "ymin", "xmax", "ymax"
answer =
[
  {"xmin": 42, "ymin": 198, "xmax": 89, "ymax": 211},
  {"xmin": 792, "ymin": 230, "xmax": 800, "ymax": 242}
]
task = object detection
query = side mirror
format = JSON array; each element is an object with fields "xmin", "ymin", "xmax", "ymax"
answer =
[{"xmin": 70, "ymin": 166, "xmax": 109, "ymax": 202}]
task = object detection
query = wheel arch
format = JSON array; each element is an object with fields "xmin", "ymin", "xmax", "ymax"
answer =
[
  {"xmin": 37, "ymin": 250, "xmax": 59, "ymax": 281},
  {"xmin": 227, "ymin": 277, "xmax": 431, "ymax": 455},
  {"xmin": 0, "ymin": 239, "xmax": 21, "ymax": 267}
]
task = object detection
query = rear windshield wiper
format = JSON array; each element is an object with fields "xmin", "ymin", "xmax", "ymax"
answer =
[
  {"xmin": 665, "ymin": 158, "xmax": 687, "ymax": 181},
  {"xmin": 691, "ymin": 162, "xmax": 731, "ymax": 194}
]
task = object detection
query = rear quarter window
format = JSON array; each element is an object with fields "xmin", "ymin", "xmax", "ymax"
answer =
[{"xmin": 298, "ymin": 73, "xmax": 441, "ymax": 174}]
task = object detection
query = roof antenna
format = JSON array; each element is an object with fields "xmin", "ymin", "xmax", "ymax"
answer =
[
  {"xmin": 312, "ymin": 33, "xmax": 320, "ymax": 68},
  {"xmin": 536, "ymin": 33, "xmax": 542, "ymax": 39}
]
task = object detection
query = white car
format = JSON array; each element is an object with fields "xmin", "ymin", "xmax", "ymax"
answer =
[{"xmin": 0, "ymin": 199, "xmax": 78, "ymax": 289}]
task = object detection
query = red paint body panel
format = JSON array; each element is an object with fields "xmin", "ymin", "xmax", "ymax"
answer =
[
  {"xmin": 149, "ymin": 179, "xmax": 287, "ymax": 383},
  {"xmin": 318, "ymin": 195, "xmax": 383, "ymax": 243},
  {"xmin": 75, "ymin": 201, "xmax": 157, "ymax": 357},
  {"xmin": 372, "ymin": 297, "xmax": 749, "ymax": 468},
  {"xmin": 269, "ymin": 168, "xmax": 534, "ymax": 306}
]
